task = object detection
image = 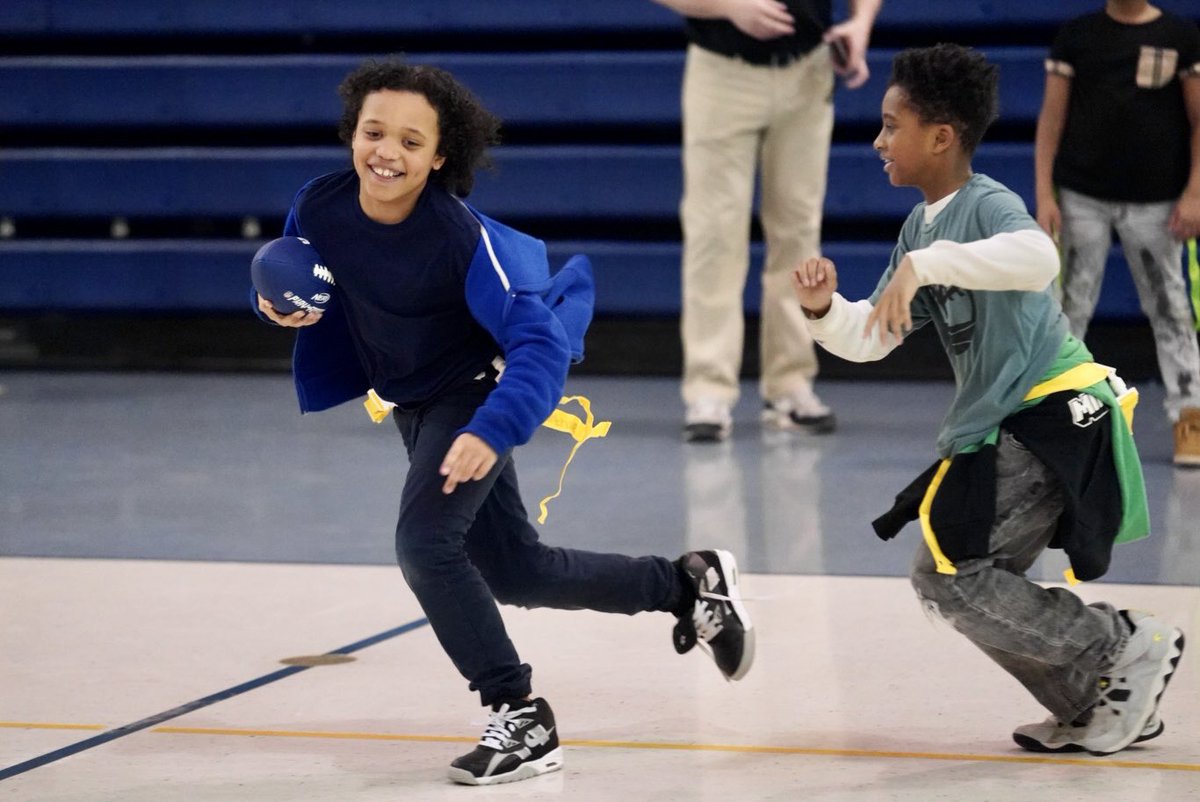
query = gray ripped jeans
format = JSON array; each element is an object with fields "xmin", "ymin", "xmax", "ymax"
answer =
[
  {"xmin": 1058, "ymin": 187, "xmax": 1200, "ymax": 421},
  {"xmin": 910, "ymin": 430, "xmax": 1130, "ymax": 722}
]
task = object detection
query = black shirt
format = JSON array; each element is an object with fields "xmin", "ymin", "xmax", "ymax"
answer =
[
  {"xmin": 1050, "ymin": 10, "xmax": 1200, "ymax": 202},
  {"xmin": 685, "ymin": 0, "xmax": 829, "ymax": 64}
]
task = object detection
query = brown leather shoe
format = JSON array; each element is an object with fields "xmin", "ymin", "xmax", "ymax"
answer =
[{"xmin": 1173, "ymin": 407, "xmax": 1200, "ymax": 467}]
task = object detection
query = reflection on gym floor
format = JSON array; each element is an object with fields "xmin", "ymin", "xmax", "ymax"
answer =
[{"xmin": 2, "ymin": 372, "xmax": 1197, "ymax": 800}]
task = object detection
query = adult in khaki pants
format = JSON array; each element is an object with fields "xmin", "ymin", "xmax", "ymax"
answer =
[{"xmin": 655, "ymin": 0, "xmax": 881, "ymax": 442}]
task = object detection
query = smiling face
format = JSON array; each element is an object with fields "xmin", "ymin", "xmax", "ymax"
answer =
[
  {"xmin": 351, "ymin": 89, "xmax": 446, "ymax": 224},
  {"xmin": 873, "ymin": 85, "xmax": 944, "ymax": 194}
]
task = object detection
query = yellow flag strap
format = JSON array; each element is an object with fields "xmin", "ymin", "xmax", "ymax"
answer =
[
  {"xmin": 363, "ymin": 389, "xmax": 611, "ymax": 524},
  {"xmin": 1022, "ymin": 362, "xmax": 1109, "ymax": 402},
  {"xmin": 918, "ymin": 459, "xmax": 958, "ymax": 576},
  {"xmin": 1023, "ymin": 361, "xmax": 1138, "ymax": 431},
  {"xmin": 364, "ymin": 389, "xmax": 396, "ymax": 423},
  {"xmin": 537, "ymin": 395, "xmax": 611, "ymax": 524}
]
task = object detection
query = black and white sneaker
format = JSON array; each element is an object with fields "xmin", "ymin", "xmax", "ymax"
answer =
[
  {"xmin": 447, "ymin": 697, "xmax": 563, "ymax": 786},
  {"xmin": 684, "ymin": 399, "xmax": 733, "ymax": 443},
  {"xmin": 762, "ymin": 385, "xmax": 836, "ymax": 435},
  {"xmin": 673, "ymin": 550, "xmax": 755, "ymax": 681}
]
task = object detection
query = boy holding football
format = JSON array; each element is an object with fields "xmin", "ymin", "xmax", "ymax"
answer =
[{"xmin": 253, "ymin": 59, "xmax": 754, "ymax": 785}]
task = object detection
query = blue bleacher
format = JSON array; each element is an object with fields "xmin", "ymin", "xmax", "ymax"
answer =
[
  {"xmin": 0, "ymin": 144, "xmax": 1036, "ymax": 220},
  {"xmin": 0, "ymin": 0, "xmax": 682, "ymax": 35},
  {"xmin": 2, "ymin": 0, "xmax": 1196, "ymax": 322},
  {"xmin": 0, "ymin": 49, "xmax": 1046, "ymax": 129},
  {"xmin": 0, "ymin": 239, "xmax": 1144, "ymax": 320},
  {"xmin": 7, "ymin": 0, "xmax": 1191, "ymax": 35}
]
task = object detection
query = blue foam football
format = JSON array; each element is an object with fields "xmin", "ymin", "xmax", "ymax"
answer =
[{"xmin": 250, "ymin": 236, "xmax": 336, "ymax": 315}]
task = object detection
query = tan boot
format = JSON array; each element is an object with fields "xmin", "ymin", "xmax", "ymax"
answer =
[{"xmin": 1173, "ymin": 407, "xmax": 1200, "ymax": 467}]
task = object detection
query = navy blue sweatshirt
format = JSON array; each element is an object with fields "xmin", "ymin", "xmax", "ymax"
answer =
[
  {"xmin": 266, "ymin": 170, "xmax": 596, "ymax": 455},
  {"xmin": 287, "ymin": 170, "xmax": 498, "ymax": 406}
]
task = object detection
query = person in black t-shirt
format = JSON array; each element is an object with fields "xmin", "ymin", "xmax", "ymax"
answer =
[{"xmin": 1034, "ymin": 0, "xmax": 1200, "ymax": 466}]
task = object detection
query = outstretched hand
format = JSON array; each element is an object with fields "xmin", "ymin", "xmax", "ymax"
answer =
[
  {"xmin": 792, "ymin": 256, "xmax": 838, "ymax": 318},
  {"xmin": 440, "ymin": 433, "xmax": 497, "ymax": 494},
  {"xmin": 863, "ymin": 257, "xmax": 919, "ymax": 345}
]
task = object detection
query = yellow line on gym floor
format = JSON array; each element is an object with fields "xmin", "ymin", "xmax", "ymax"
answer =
[{"xmin": 4, "ymin": 721, "xmax": 1197, "ymax": 772}]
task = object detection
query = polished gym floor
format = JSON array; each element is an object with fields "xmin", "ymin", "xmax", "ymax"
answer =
[{"xmin": 1, "ymin": 371, "xmax": 1197, "ymax": 800}]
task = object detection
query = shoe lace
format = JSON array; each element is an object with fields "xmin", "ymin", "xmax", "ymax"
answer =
[
  {"xmin": 692, "ymin": 592, "xmax": 730, "ymax": 643},
  {"xmin": 478, "ymin": 705, "xmax": 531, "ymax": 750}
]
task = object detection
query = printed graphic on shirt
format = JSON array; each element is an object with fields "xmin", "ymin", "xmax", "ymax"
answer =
[
  {"xmin": 927, "ymin": 285, "xmax": 977, "ymax": 355},
  {"xmin": 1068, "ymin": 392, "xmax": 1109, "ymax": 427},
  {"xmin": 1136, "ymin": 46, "xmax": 1178, "ymax": 89}
]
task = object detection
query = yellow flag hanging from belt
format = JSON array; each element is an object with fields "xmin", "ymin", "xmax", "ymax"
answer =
[
  {"xmin": 537, "ymin": 395, "xmax": 611, "ymax": 523},
  {"xmin": 363, "ymin": 389, "xmax": 611, "ymax": 523}
]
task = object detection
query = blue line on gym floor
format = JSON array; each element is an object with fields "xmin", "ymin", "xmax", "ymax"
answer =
[{"xmin": 0, "ymin": 617, "xmax": 429, "ymax": 782}]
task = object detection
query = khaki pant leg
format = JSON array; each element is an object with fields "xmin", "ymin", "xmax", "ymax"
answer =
[
  {"xmin": 757, "ymin": 47, "xmax": 833, "ymax": 400},
  {"xmin": 680, "ymin": 45, "xmax": 770, "ymax": 406}
]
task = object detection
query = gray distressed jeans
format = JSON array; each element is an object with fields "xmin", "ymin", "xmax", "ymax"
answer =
[
  {"xmin": 910, "ymin": 430, "xmax": 1130, "ymax": 722},
  {"xmin": 1058, "ymin": 187, "xmax": 1200, "ymax": 421}
]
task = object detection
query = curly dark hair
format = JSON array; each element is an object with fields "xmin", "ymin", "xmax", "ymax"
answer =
[
  {"xmin": 337, "ymin": 58, "xmax": 501, "ymax": 197},
  {"xmin": 889, "ymin": 44, "xmax": 999, "ymax": 156}
]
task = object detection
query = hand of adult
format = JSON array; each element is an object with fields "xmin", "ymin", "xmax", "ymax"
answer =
[
  {"xmin": 824, "ymin": 14, "xmax": 872, "ymax": 89},
  {"xmin": 726, "ymin": 0, "xmax": 796, "ymax": 40}
]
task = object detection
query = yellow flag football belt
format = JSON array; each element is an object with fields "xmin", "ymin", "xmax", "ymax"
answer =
[{"xmin": 364, "ymin": 389, "xmax": 610, "ymax": 524}]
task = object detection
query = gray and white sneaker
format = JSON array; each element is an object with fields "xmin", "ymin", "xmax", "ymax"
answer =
[
  {"xmin": 1015, "ymin": 610, "xmax": 1184, "ymax": 756},
  {"xmin": 448, "ymin": 698, "xmax": 563, "ymax": 785},
  {"xmin": 685, "ymin": 398, "xmax": 733, "ymax": 443},
  {"xmin": 1013, "ymin": 711, "xmax": 1164, "ymax": 753},
  {"xmin": 673, "ymin": 550, "xmax": 755, "ymax": 680},
  {"xmin": 762, "ymin": 384, "xmax": 836, "ymax": 434}
]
